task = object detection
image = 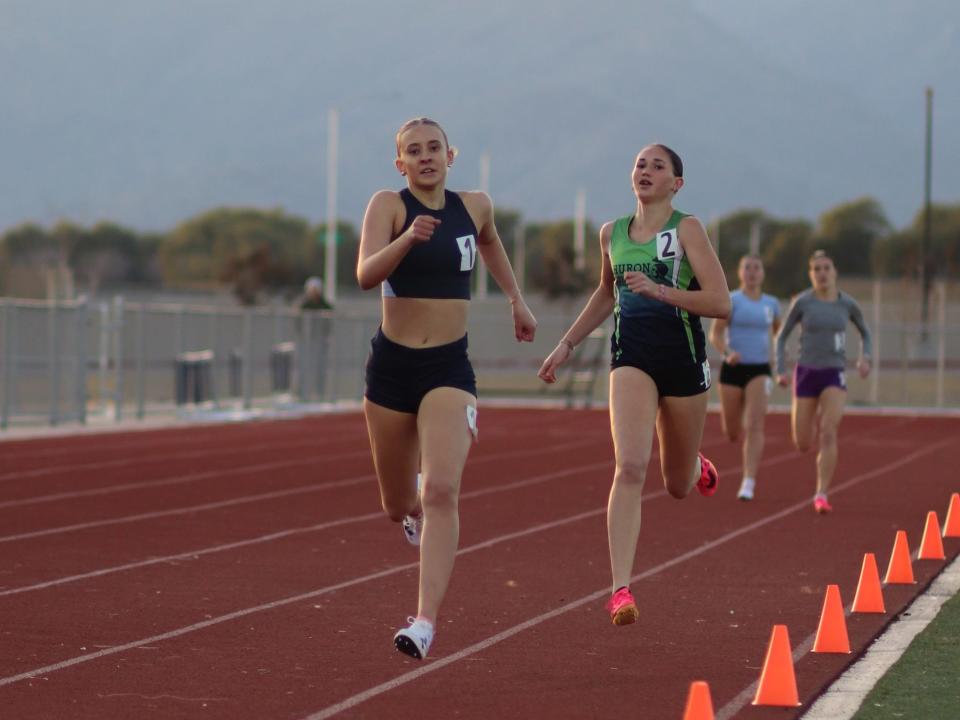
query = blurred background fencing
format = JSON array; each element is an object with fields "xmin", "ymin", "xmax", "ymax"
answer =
[{"xmin": 1, "ymin": 277, "xmax": 957, "ymax": 430}]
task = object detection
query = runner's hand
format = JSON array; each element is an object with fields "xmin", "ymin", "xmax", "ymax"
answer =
[
  {"xmin": 402, "ymin": 215, "xmax": 441, "ymax": 244},
  {"xmin": 538, "ymin": 343, "xmax": 572, "ymax": 384}
]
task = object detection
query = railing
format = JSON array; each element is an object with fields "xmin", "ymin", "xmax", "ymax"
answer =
[
  {"xmin": 1, "ymin": 281, "xmax": 958, "ymax": 430},
  {"xmin": 0, "ymin": 297, "xmax": 378, "ymax": 428}
]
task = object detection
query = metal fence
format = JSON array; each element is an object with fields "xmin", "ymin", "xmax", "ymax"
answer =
[
  {"xmin": 0, "ymin": 297, "xmax": 381, "ymax": 428},
  {"xmin": 1, "ymin": 280, "xmax": 958, "ymax": 430}
]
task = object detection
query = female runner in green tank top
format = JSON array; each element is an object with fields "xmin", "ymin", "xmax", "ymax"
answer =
[{"xmin": 538, "ymin": 144, "xmax": 731, "ymax": 626}]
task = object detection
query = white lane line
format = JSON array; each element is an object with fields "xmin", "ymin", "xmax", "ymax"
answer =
[
  {"xmin": 0, "ymin": 434, "xmax": 604, "ymax": 511},
  {"xmin": 0, "ymin": 429, "xmax": 938, "ymax": 698},
  {"xmin": 304, "ymin": 437, "xmax": 952, "ymax": 719},
  {"xmin": 0, "ymin": 434, "xmax": 357, "ymax": 483},
  {"xmin": 0, "ymin": 418, "xmax": 577, "ymax": 482},
  {"xmin": 0, "ymin": 506, "xmax": 612, "ymax": 688},
  {"xmin": 0, "ymin": 438, "xmax": 609, "ymax": 544},
  {"xmin": 0, "ymin": 441, "xmax": 827, "ymax": 595},
  {"xmin": 0, "ymin": 452, "xmax": 367, "ymax": 510},
  {"xmin": 0, "ymin": 457, "xmax": 615, "ymax": 595}
]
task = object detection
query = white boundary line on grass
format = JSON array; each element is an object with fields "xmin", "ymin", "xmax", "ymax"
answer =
[{"xmin": 798, "ymin": 553, "xmax": 960, "ymax": 720}]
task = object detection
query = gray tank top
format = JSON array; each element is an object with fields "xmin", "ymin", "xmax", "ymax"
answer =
[{"xmin": 775, "ymin": 289, "xmax": 872, "ymax": 374}]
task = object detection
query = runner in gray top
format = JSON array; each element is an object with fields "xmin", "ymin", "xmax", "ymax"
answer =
[
  {"xmin": 775, "ymin": 290, "xmax": 872, "ymax": 377},
  {"xmin": 774, "ymin": 250, "xmax": 872, "ymax": 514}
]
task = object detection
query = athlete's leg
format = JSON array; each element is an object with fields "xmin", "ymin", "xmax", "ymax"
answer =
[
  {"xmin": 607, "ymin": 367, "xmax": 659, "ymax": 592},
  {"xmin": 414, "ymin": 386, "xmax": 476, "ymax": 624},
  {"xmin": 718, "ymin": 383, "xmax": 744, "ymax": 442},
  {"xmin": 791, "ymin": 396, "xmax": 818, "ymax": 453},
  {"xmin": 815, "ymin": 387, "xmax": 846, "ymax": 495},
  {"xmin": 656, "ymin": 391, "xmax": 709, "ymax": 498},
  {"xmin": 363, "ymin": 398, "xmax": 420, "ymax": 521},
  {"xmin": 742, "ymin": 375, "xmax": 770, "ymax": 481}
]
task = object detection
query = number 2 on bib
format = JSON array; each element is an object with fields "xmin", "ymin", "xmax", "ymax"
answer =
[{"xmin": 657, "ymin": 230, "xmax": 680, "ymax": 261}]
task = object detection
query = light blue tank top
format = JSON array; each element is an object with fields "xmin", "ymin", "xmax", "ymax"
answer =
[{"xmin": 727, "ymin": 291, "xmax": 780, "ymax": 364}]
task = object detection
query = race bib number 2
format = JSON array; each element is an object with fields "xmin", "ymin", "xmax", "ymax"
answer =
[{"xmin": 657, "ymin": 230, "xmax": 681, "ymax": 261}]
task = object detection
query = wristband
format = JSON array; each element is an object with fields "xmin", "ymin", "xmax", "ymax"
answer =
[{"xmin": 657, "ymin": 284, "xmax": 666, "ymax": 302}]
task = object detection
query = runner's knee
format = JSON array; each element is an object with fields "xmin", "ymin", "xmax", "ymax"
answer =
[
  {"xmin": 614, "ymin": 458, "xmax": 647, "ymax": 487},
  {"xmin": 421, "ymin": 477, "xmax": 458, "ymax": 512}
]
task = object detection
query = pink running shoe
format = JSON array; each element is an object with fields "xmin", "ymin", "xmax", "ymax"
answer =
[
  {"xmin": 696, "ymin": 452, "xmax": 719, "ymax": 497},
  {"xmin": 813, "ymin": 494, "xmax": 833, "ymax": 514},
  {"xmin": 606, "ymin": 587, "xmax": 639, "ymax": 626}
]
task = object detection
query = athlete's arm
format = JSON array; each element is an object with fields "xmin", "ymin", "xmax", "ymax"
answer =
[
  {"xmin": 357, "ymin": 190, "xmax": 438, "ymax": 290},
  {"xmin": 538, "ymin": 223, "xmax": 616, "ymax": 384},
  {"xmin": 768, "ymin": 301, "xmax": 782, "ymax": 366},
  {"xmin": 846, "ymin": 295, "xmax": 873, "ymax": 377},
  {"xmin": 774, "ymin": 295, "xmax": 803, "ymax": 379},
  {"xmin": 708, "ymin": 314, "xmax": 730, "ymax": 357},
  {"xmin": 463, "ymin": 191, "xmax": 536, "ymax": 342}
]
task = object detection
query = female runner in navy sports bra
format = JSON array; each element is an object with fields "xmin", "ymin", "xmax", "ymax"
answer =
[
  {"xmin": 538, "ymin": 144, "xmax": 730, "ymax": 626},
  {"xmin": 709, "ymin": 255, "xmax": 781, "ymax": 501},
  {"xmin": 358, "ymin": 117, "xmax": 536, "ymax": 659}
]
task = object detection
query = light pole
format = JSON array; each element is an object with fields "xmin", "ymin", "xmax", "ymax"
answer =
[
  {"xmin": 324, "ymin": 107, "xmax": 339, "ymax": 304},
  {"xmin": 476, "ymin": 152, "xmax": 490, "ymax": 299},
  {"xmin": 919, "ymin": 87, "xmax": 933, "ymax": 335}
]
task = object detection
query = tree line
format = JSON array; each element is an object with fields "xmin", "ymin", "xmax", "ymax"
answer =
[{"xmin": 1, "ymin": 197, "xmax": 957, "ymax": 303}]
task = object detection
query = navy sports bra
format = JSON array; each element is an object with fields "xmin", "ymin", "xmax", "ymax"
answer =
[{"xmin": 382, "ymin": 189, "xmax": 479, "ymax": 300}]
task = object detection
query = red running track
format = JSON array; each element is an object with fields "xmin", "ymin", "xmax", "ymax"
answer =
[{"xmin": 0, "ymin": 407, "xmax": 957, "ymax": 719}]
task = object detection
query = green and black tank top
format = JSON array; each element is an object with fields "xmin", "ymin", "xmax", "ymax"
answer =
[{"xmin": 608, "ymin": 209, "xmax": 706, "ymax": 366}]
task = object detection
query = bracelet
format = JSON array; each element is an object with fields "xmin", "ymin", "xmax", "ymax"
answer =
[
  {"xmin": 560, "ymin": 338, "xmax": 575, "ymax": 352},
  {"xmin": 657, "ymin": 284, "xmax": 666, "ymax": 302}
]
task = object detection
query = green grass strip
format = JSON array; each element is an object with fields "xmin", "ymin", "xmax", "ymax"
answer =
[{"xmin": 853, "ymin": 589, "xmax": 960, "ymax": 719}]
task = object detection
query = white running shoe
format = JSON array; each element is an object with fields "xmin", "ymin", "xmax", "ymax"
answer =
[
  {"xmin": 737, "ymin": 477, "xmax": 755, "ymax": 501},
  {"xmin": 401, "ymin": 513, "xmax": 423, "ymax": 546},
  {"xmin": 401, "ymin": 473, "xmax": 423, "ymax": 546},
  {"xmin": 394, "ymin": 616, "xmax": 434, "ymax": 659}
]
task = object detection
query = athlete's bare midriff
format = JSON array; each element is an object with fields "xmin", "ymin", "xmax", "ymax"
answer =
[{"xmin": 381, "ymin": 297, "xmax": 469, "ymax": 347}]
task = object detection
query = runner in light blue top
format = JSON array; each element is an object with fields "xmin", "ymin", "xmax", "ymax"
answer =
[
  {"xmin": 727, "ymin": 290, "xmax": 781, "ymax": 364},
  {"xmin": 709, "ymin": 255, "xmax": 781, "ymax": 501}
]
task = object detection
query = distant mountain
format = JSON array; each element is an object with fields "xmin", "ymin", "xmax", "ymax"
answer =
[{"xmin": 2, "ymin": 0, "xmax": 957, "ymax": 233}]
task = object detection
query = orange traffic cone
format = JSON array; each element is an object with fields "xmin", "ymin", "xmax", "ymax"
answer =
[
  {"xmin": 682, "ymin": 680, "xmax": 715, "ymax": 720},
  {"xmin": 884, "ymin": 530, "xmax": 916, "ymax": 584},
  {"xmin": 813, "ymin": 584, "xmax": 851, "ymax": 653},
  {"xmin": 918, "ymin": 511, "xmax": 946, "ymax": 560},
  {"xmin": 852, "ymin": 553, "xmax": 885, "ymax": 613},
  {"xmin": 752, "ymin": 625, "xmax": 801, "ymax": 707},
  {"xmin": 943, "ymin": 493, "xmax": 960, "ymax": 538}
]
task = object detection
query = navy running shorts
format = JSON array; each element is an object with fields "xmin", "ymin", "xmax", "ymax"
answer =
[
  {"xmin": 364, "ymin": 328, "xmax": 477, "ymax": 414},
  {"xmin": 610, "ymin": 355, "xmax": 711, "ymax": 398},
  {"xmin": 719, "ymin": 361, "xmax": 771, "ymax": 388}
]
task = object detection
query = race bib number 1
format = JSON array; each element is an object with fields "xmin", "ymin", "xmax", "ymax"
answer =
[
  {"xmin": 834, "ymin": 332, "xmax": 846, "ymax": 353},
  {"xmin": 456, "ymin": 235, "xmax": 477, "ymax": 271}
]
